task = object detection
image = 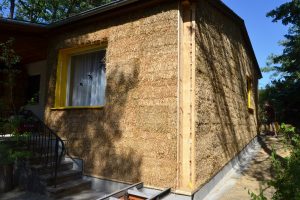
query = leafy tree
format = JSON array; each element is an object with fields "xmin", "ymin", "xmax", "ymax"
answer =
[
  {"xmin": 266, "ymin": 0, "xmax": 300, "ymax": 81},
  {"xmin": 1, "ymin": 0, "xmax": 113, "ymax": 23},
  {"xmin": 260, "ymin": 0, "xmax": 300, "ymax": 128},
  {"xmin": 0, "ymin": 0, "xmax": 16, "ymax": 19},
  {"xmin": 0, "ymin": 0, "xmax": 8, "ymax": 17},
  {"xmin": 0, "ymin": 38, "xmax": 21, "ymax": 113}
]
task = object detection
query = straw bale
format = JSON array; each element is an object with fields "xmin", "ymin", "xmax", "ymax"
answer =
[
  {"xmin": 194, "ymin": 0, "xmax": 259, "ymax": 188},
  {"xmin": 45, "ymin": 1, "xmax": 178, "ymax": 189}
]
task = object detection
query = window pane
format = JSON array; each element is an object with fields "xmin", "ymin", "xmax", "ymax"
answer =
[{"xmin": 68, "ymin": 50, "xmax": 106, "ymax": 106}]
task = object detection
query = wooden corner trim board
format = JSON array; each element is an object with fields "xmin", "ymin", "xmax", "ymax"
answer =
[{"xmin": 178, "ymin": 0, "xmax": 196, "ymax": 192}]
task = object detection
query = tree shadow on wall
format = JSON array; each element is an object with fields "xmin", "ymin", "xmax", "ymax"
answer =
[
  {"xmin": 46, "ymin": 58, "xmax": 142, "ymax": 183},
  {"xmin": 195, "ymin": 18, "xmax": 255, "ymax": 161}
]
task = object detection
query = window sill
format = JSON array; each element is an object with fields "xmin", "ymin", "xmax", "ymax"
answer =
[{"xmin": 51, "ymin": 106, "xmax": 104, "ymax": 110}]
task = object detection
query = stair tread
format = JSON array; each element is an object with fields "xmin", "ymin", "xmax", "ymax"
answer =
[
  {"xmin": 31, "ymin": 160, "xmax": 71, "ymax": 169},
  {"xmin": 29, "ymin": 153, "xmax": 58, "ymax": 160},
  {"xmin": 47, "ymin": 179, "xmax": 91, "ymax": 193},
  {"xmin": 40, "ymin": 169, "xmax": 81, "ymax": 180}
]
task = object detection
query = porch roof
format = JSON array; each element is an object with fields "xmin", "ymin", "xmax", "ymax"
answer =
[{"xmin": 0, "ymin": 18, "xmax": 48, "ymax": 64}]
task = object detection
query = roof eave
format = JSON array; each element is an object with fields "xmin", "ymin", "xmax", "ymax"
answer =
[
  {"xmin": 209, "ymin": 0, "xmax": 262, "ymax": 79},
  {"xmin": 49, "ymin": 0, "xmax": 141, "ymax": 29},
  {"xmin": 0, "ymin": 18, "xmax": 47, "ymax": 32}
]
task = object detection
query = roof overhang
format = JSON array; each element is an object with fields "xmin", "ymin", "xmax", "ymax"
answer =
[
  {"xmin": 0, "ymin": 19, "xmax": 48, "ymax": 64},
  {"xmin": 0, "ymin": 0, "xmax": 262, "ymax": 78},
  {"xmin": 0, "ymin": 0, "xmax": 169, "ymax": 64}
]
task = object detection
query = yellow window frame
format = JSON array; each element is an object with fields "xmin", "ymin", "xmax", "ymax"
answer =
[
  {"xmin": 247, "ymin": 76, "xmax": 253, "ymax": 110},
  {"xmin": 54, "ymin": 44, "xmax": 105, "ymax": 109}
]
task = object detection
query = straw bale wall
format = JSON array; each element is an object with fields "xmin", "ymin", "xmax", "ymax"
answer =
[
  {"xmin": 194, "ymin": 0, "xmax": 259, "ymax": 188},
  {"xmin": 40, "ymin": 0, "xmax": 260, "ymax": 192},
  {"xmin": 44, "ymin": 2, "xmax": 179, "ymax": 188}
]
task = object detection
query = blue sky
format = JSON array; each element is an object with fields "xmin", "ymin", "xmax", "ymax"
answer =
[{"xmin": 222, "ymin": 0, "xmax": 290, "ymax": 88}]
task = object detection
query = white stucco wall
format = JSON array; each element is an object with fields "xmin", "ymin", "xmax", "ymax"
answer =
[{"xmin": 25, "ymin": 60, "xmax": 47, "ymax": 120}]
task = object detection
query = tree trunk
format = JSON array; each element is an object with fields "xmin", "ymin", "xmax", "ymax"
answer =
[
  {"xmin": 8, "ymin": 72, "xmax": 16, "ymax": 114},
  {"xmin": 9, "ymin": 0, "xmax": 15, "ymax": 19}
]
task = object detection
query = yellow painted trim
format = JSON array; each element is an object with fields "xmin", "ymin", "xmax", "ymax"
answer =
[
  {"xmin": 55, "ymin": 51, "xmax": 63, "ymax": 107},
  {"xmin": 54, "ymin": 44, "xmax": 106, "ymax": 107},
  {"xmin": 60, "ymin": 52, "xmax": 68, "ymax": 107},
  {"xmin": 247, "ymin": 77, "xmax": 254, "ymax": 110},
  {"xmin": 51, "ymin": 106, "xmax": 104, "ymax": 110}
]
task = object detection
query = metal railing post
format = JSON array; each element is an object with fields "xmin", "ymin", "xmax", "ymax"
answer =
[{"xmin": 54, "ymin": 138, "xmax": 59, "ymax": 188}]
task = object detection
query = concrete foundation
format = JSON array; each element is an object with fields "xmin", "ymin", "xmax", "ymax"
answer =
[
  {"xmin": 194, "ymin": 136, "xmax": 261, "ymax": 200},
  {"xmin": 71, "ymin": 135, "xmax": 261, "ymax": 200}
]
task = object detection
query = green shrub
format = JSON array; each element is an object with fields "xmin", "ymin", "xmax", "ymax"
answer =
[
  {"xmin": 248, "ymin": 189, "xmax": 268, "ymax": 200},
  {"xmin": 0, "ymin": 142, "xmax": 31, "ymax": 165},
  {"xmin": 0, "ymin": 113, "xmax": 37, "ymax": 136},
  {"xmin": 280, "ymin": 123, "xmax": 297, "ymax": 143},
  {"xmin": 250, "ymin": 123, "xmax": 300, "ymax": 200},
  {"xmin": 270, "ymin": 135, "xmax": 300, "ymax": 199}
]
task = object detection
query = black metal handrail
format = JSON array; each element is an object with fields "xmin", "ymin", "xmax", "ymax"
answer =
[
  {"xmin": 1, "ymin": 109, "xmax": 65, "ymax": 187},
  {"xmin": 24, "ymin": 110, "xmax": 65, "ymax": 188}
]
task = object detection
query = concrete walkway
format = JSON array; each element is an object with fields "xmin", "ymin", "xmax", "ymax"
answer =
[
  {"xmin": 0, "ymin": 190, "xmax": 50, "ymax": 200},
  {"xmin": 207, "ymin": 135, "xmax": 288, "ymax": 200},
  {"xmin": 0, "ymin": 189, "xmax": 107, "ymax": 200}
]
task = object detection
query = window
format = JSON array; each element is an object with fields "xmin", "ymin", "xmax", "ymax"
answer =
[
  {"xmin": 67, "ymin": 51, "xmax": 106, "ymax": 106},
  {"xmin": 247, "ymin": 76, "xmax": 253, "ymax": 110},
  {"xmin": 54, "ymin": 45, "xmax": 106, "ymax": 108},
  {"xmin": 27, "ymin": 75, "xmax": 40, "ymax": 104}
]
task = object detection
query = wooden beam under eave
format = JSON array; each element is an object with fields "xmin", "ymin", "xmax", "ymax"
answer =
[{"xmin": 0, "ymin": 31, "xmax": 48, "ymax": 65}]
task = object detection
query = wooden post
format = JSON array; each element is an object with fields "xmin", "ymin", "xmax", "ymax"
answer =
[{"xmin": 178, "ymin": 0, "xmax": 196, "ymax": 192}]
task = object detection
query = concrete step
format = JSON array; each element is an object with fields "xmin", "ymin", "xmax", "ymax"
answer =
[
  {"xmin": 28, "ymin": 145, "xmax": 59, "ymax": 153},
  {"xmin": 47, "ymin": 178, "xmax": 92, "ymax": 198},
  {"xmin": 29, "ymin": 153, "xmax": 60, "ymax": 164},
  {"xmin": 40, "ymin": 169, "xmax": 82, "ymax": 186},
  {"xmin": 31, "ymin": 160, "xmax": 73, "ymax": 175}
]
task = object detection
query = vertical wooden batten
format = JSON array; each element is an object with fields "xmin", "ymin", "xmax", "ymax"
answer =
[
  {"xmin": 176, "ymin": 0, "xmax": 182, "ymax": 191},
  {"xmin": 178, "ymin": 0, "xmax": 196, "ymax": 192}
]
